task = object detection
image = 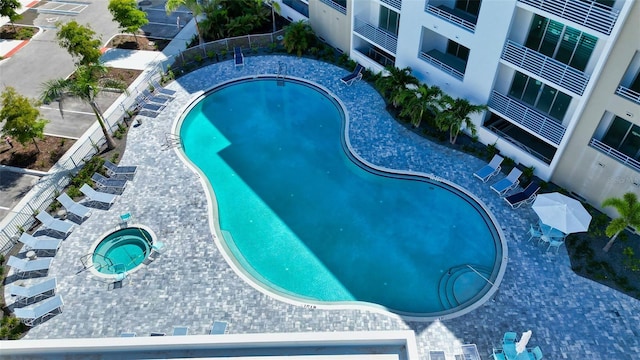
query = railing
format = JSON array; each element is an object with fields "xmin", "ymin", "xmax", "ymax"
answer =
[
  {"xmin": 318, "ymin": 0, "xmax": 346, "ymax": 15},
  {"xmin": 615, "ymin": 85, "xmax": 640, "ymax": 106},
  {"xmin": 489, "ymin": 91, "xmax": 566, "ymax": 145},
  {"xmin": 353, "ymin": 17, "xmax": 398, "ymax": 54},
  {"xmin": 418, "ymin": 51, "xmax": 464, "ymax": 81},
  {"xmin": 502, "ymin": 40, "xmax": 589, "ymax": 96},
  {"xmin": 518, "ymin": 0, "xmax": 619, "ymax": 35},
  {"xmin": 424, "ymin": 4, "xmax": 475, "ymax": 33},
  {"xmin": 381, "ymin": 0, "xmax": 402, "ymax": 12},
  {"xmin": 488, "ymin": 124, "xmax": 553, "ymax": 164},
  {"xmin": 589, "ymin": 138, "xmax": 640, "ymax": 173}
]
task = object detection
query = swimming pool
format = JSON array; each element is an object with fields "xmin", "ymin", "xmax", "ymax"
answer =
[{"xmin": 179, "ymin": 77, "xmax": 504, "ymax": 317}]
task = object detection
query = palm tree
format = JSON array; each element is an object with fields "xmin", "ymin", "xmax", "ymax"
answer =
[
  {"xmin": 40, "ymin": 64, "xmax": 127, "ymax": 150},
  {"xmin": 435, "ymin": 95, "xmax": 487, "ymax": 144},
  {"xmin": 601, "ymin": 192, "xmax": 640, "ymax": 252},
  {"xmin": 396, "ymin": 84, "xmax": 442, "ymax": 128},
  {"xmin": 283, "ymin": 20, "xmax": 315, "ymax": 57},
  {"xmin": 265, "ymin": 0, "xmax": 281, "ymax": 33},
  {"xmin": 374, "ymin": 66, "xmax": 419, "ymax": 107},
  {"xmin": 166, "ymin": 0, "xmax": 204, "ymax": 44}
]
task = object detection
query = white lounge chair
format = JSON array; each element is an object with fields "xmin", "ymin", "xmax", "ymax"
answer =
[
  {"xmin": 473, "ymin": 154, "xmax": 503, "ymax": 182},
  {"xmin": 91, "ymin": 173, "xmax": 127, "ymax": 194},
  {"xmin": 80, "ymin": 184, "xmax": 118, "ymax": 209},
  {"xmin": 13, "ymin": 294, "xmax": 63, "ymax": 326},
  {"xmin": 7, "ymin": 256, "xmax": 52, "ymax": 278},
  {"xmin": 142, "ymin": 88, "xmax": 171, "ymax": 105},
  {"xmin": 7, "ymin": 277, "xmax": 57, "ymax": 305},
  {"xmin": 18, "ymin": 233, "xmax": 62, "ymax": 255},
  {"xmin": 56, "ymin": 193, "xmax": 92, "ymax": 222},
  {"xmin": 35, "ymin": 212, "xmax": 74, "ymax": 238},
  {"xmin": 490, "ymin": 168, "xmax": 523, "ymax": 196},
  {"xmin": 150, "ymin": 78, "xmax": 176, "ymax": 98},
  {"xmin": 103, "ymin": 160, "xmax": 137, "ymax": 180}
]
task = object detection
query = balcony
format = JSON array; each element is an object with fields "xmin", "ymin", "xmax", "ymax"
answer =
[
  {"xmin": 381, "ymin": 0, "xmax": 402, "ymax": 12},
  {"xmin": 318, "ymin": 0, "xmax": 346, "ymax": 15},
  {"xmin": 424, "ymin": 4, "xmax": 476, "ymax": 33},
  {"xmin": 501, "ymin": 40, "xmax": 589, "ymax": 95},
  {"xmin": 518, "ymin": 0, "xmax": 619, "ymax": 35},
  {"xmin": 354, "ymin": 17, "xmax": 398, "ymax": 54},
  {"xmin": 418, "ymin": 50, "xmax": 465, "ymax": 81},
  {"xmin": 489, "ymin": 91, "xmax": 567, "ymax": 145},
  {"xmin": 616, "ymin": 85, "xmax": 640, "ymax": 106},
  {"xmin": 589, "ymin": 138, "xmax": 640, "ymax": 173}
]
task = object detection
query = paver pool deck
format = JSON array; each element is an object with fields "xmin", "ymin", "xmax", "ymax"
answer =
[{"xmin": 9, "ymin": 56, "xmax": 640, "ymax": 359}]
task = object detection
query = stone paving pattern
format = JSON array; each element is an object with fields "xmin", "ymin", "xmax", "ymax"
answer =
[{"xmin": 7, "ymin": 56, "xmax": 640, "ymax": 359}]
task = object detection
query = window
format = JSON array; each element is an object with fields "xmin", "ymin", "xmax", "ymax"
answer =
[
  {"xmin": 509, "ymin": 72, "xmax": 572, "ymax": 121},
  {"xmin": 379, "ymin": 6, "xmax": 400, "ymax": 36},
  {"xmin": 524, "ymin": 15, "xmax": 597, "ymax": 71},
  {"xmin": 602, "ymin": 117, "xmax": 640, "ymax": 160},
  {"xmin": 630, "ymin": 72, "xmax": 640, "ymax": 93},
  {"xmin": 283, "ymin": 0, "xmax": 309, "ymax": 17},
  {"xmin": 446, "ymin": 41, "xmax": 470, "ymax": 63},
  {"xmin": 455, "ymin": 0, "xmax": 481, "ymax": 17}
]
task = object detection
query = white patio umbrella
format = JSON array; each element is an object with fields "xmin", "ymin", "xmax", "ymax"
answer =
[
  {"xmin": 532, "ymin": 192, "xmax": 592, "ymax": 234},
  {"xmin": 516, "ymin": 330, "xmax": 532, "ymax": 354}
]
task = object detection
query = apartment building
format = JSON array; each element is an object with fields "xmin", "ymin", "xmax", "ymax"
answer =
[{"xmin": 278, "ymin": 0, "xmax": 639, "ymax": 213}]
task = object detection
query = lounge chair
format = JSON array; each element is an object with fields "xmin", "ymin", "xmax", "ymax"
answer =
[
  {"xmin": 173, "ymin": 326, "xmax": 188, "ymax": 336},
  {"xmin": 473, "ymin": 155, "xmax": 503, "ymax": 182},
  {"xmin": 7, "ymin": 256, "xmax": 52, "ymax": 278},
  {"xmin": 150, "ymin": 332, "xmax": 166, "ymax": 336},
  {"xmin": 56, "ymin": 193, "xmax": 92, "ymax": 222},
  {"xmin": 18, "ymin": 233, "xmax": 62, "ymax": 256},
  {"xmin": 150, "ymin": 78, "xmax": 176, "ymax": 97},
  {"xmin": 142, "ymin": 89, "xmax": 171, "ymax": 105},
  {"xmin": 503, "ymin": 181, "xmax": 540, "ymax": 209},
  {"xmin": 429, "ymin": 350, "xmax": 446, "ymax": 360},
  {"xmin": 340, "ymin": 63, "xmax": 364, "ymax": 86},
  {"xmin": 490, "ymin": 168, "xmax": 523, "ymax": 196},
  {"xmin": 120, "ymin": 332, "xmax": 136, "ymax": 337},
  {"xmin": 14, "ymin": 294, "xmax": 63, "ymax": 326},
  {"xmin": 80, "ymin": 184, "xmax": 118, "ymax": 209},
  {"xmin": 210, "ymin": 321, "xmax": 228, "ymax": 334},
  {"xmin": 7, "ymin": 277, "xmax": 57, "ymax": 306},
  {"xmin": 35, "ymin": 212, "xmax": 74, "ymax": 238},
  {"xmin": 91, "ymin": 173, "xmax": 127, "ymax": 195},
  {"xmin": 103, "ymin": 160, "xmax": 137, "ymax": 180},
  {"xmin": 234, "ymin": 47, "xmax": 244, "ymax": 67}
]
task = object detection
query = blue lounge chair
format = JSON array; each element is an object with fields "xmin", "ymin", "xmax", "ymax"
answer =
[
  {"xmin": 7, "ymin": 256, "xmax": 52, "ymax": 278},
  {"xmin": 35, "ymin": 211, "xmax": 74, "ymax": 238},
  {"xmin": 80, "ymin": 184, "xmax": 118, "ymax": 209},
  {"xmin": 91, "ymin": 173, "xmax": 127, "ymax": 195},
  {"xmin": 340, "ymin": 64, "xmax": 364, "ymax": 86},
  {"xmin": 210, "ymin": 321, "xmax": 228, "ymax": 334},
  {"xmin": 7, "ymin": 277, "xmax": 57, "ymax": 305},
  {"xmin": 103, "ymin": 160, "xmax": 137, "ymax": 180},
  {"xmin": 173, "ymin": 326, "xmax": 188, "ymax": 336},
  {"xmin": 429, "ymin": 350, "xmax": 446, "ymax": 360},
  {"xmin": 18, "ymin": 233, "xmax": 62, "ymax": 256},
  {"xmin": 490, "ymin": 168, "xmax": 522, "ymax": 196},
  {"xmin": 150, "ymin": 78, "xmax": 176, "ymax": 97},
  {"xmin": 13, "ymin": 294, "xmax": 63, "ymax": 326},
  {"xmin": 234, "ymin": 47, "xmax": 244, "ymax": 67},
  {"xmin": 57, "ymin": 193, "xmax": 92, "ymax": 222},
  {"xmin": 473, "ymin": 155, "xmax": 503, "ymax": 182},
  {"xmin": 142, "ymin": 89, "xmax": 171, "ymax": 105},
  {"xmin": 120, "ymin": 332, "xmax": 136, "ymax": 337},
  {"xmin": 503, "ymin": 181, "xmax": 540, "ymax": 208}
]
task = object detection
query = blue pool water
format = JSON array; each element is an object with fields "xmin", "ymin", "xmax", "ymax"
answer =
[
  {"xmin": 180, "ymin": 78, "xmax": 502, "ymax": 316},
  {"xmin": 93, "ymin": 228, "xmax": 152, "ymax": 274}
]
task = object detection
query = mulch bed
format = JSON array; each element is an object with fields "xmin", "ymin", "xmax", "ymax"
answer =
[
  {"xmin": 0, "ymin": 24, "xmax": 37, "ymax": 41},
  {"xmin": 107, "ymin": 34, "xmax": 171, "ymax": 51},
  {"xmin": 0, "ymin": 136, "xmax": 75, "ymax": 171}
]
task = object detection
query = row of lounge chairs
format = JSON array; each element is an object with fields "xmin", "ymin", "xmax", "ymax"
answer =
[
  {"xmin": 133, "ymin": 80, "xmax": 176, "ymax": 118},
  {"xmin": 473, "ymin": 154, "xmax": 541, "ymax": 208}
]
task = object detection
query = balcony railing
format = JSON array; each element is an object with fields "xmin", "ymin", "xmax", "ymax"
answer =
[
  {"xmin": 502, "ymin": 40, "xmax": 589, "ymax": 95},
  {"xmin": 354, "ymin": 17, "xmax": 398, "ymax": 54},
  {"xmin": 381, "ymin": 0, "xmax": 402, "ymax": 11},
  {"xmin": 589, "ymin": 138, "xmax": 640, "ymax": 173},
  {"xmin": 418, "ymin": 51, "xmax": 464, "ymax": 81},
  {"xmin": 319, "ymin": 0, "xmax": 346, "ymax": 15},
  {"xmin": 424, "ymin": 4, "xmax": 476, "ymax": 33},
  {"xmin": 489, "ymin": 91, "xmax": 566, "ymax": 145},
  {"xmin": 616, "ymin": 85, "xmax": 640, "ymax": 106},
  {"xmin": 518, "ymin": 0, "xmax": 619, "ymax": 35}
]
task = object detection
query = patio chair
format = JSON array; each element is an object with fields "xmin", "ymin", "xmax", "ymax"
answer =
[
  {"xmin": 546, "ymin": 239, "xmax": 564, "ymax": 253},
  {"xmin": 531, "ymin": 346, "xmax": 543, "ymax": 360},
  {"xmin": 103, "ymin": 160, "xmax": 137, "ymax": 180},
  {"xmin": 503, "ymin": 181, "xmax": 540, "ymax": 209},
  {"xmin": 490, "ymin": 168, "xmax": 523, "ymax": 196},
  {"xmin": 491, "ymin": 352, "xmax": 506, "ymax": 360},
  {"xmin": 234, "ymin": 46, "xmax": 244, "ymax": 67},
  {"xmin": 18, "ymin": 233, "xmax": 62, "ymax": 255},
  {"xmin": 150, "ymin": 78, "xmax": 176, "ymax": 97},
  {"xmin": 172, "ymin": 326, "xmax": 188, "ymax": 336},
  {"xmin": 340, "ymin": 63, "xmax": 364, "ymax": 86},
  {"xmin": 7, "ymin": 256, "xmax": 52, "ymax": 278},
  {"xmin": 56, "ymin": 193, "xmax": 92, "ymax": 222},
  {"xmin": 80, "ymin": 184, "xmax": 118, "ymax": 209},
  {"xmin": 473, "ymin": 155, "xmax": 503, "ymax": 183},
  {"xmin": 7, "ymin": 277, "xmax": 57, "ymax": 306},
  {"xmin": 142, "ymin": 88, "xmax": 171, "ymax": 105},
  {"xmin": 210, "ymin": 320, "xmax": 228, "ymax": 335},
  {"xmin": 13, "ymin": 294, "xmax": 63, "ymax": 326},
  {"xmin": 528, "ymin": 224, "xmax": 543, "ymax": 242},
  {"xmin": 35, "ymin": 211, "xmax": 74, "ymax": 238},
  {"xmin": 91, "ymin": 173, "xmax": 127, "ymax": 195},
  {"xmin": 502, "ymin": 332, "xmax": 517, "ymax": 344}
]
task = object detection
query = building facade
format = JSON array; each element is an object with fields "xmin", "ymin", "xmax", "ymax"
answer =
[{"xmin": 277, "ymin": 0, "xmax": 639, "ymax": 214}]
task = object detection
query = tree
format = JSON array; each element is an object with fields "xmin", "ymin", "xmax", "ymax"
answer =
[
  {"xmin": 40, "ymin": 64, "xmax": 126, "ymax": 150},
  {"xmin": 265, "ymin": 0, "xmax": 281, "ymax": 33},
  {"xmin": 166, "ymin": 0, "xmax": 204, "ymax": 45},
  {"xmin": 0, "ymin": 0, "xmax": 21, "ymax": 33},
  {"xmin": 283, "ymin": 20, "xmax": 315, "ymax": 57},
  {"xmin": 435, "ymin": 95, "xmax": 486, "ymax": 144},
  {"xmin": 375, "ymin": 66, "xmax": 419, "ymax": 107},
  {"xmin": 602, "ymin": 192, "xmax": 640, "ymax": 252},
  {"xmin": 56, "ymin": 21, "xmax": 102, "ymax": 66},
  {"xmin": 201, "ymin": 1, "xmax": 228, "ymax": 40},
  {"xmin": 395, "ymin": 84, "xmax": 442, "ymax": 128},
  {"xmin": 0, "ymin": 87, "xmax": 48, "ymax": 152},
  {"xmin": 108, "ymin": 0, "xmax": 149, "ymax": 46}
]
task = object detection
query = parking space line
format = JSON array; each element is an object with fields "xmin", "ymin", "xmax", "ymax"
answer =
[{"xmin": 39, "ymin": 106, "xmax": 94, "ymax": 116}]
